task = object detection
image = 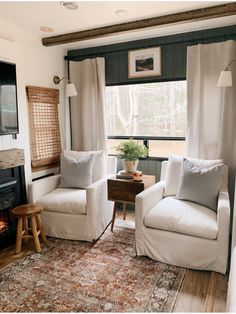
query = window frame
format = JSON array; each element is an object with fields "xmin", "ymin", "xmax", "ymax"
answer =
[
  {"xmin": 107, "ymin": 135, "xmax": 185, "ymax": 160},
  {"xmin": 105, "ymin": 79, "xmax": 187, "ymax": 159}
]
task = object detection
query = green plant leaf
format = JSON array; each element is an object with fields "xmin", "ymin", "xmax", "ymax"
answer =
[{"xmin": 116, "ymin": 139, "xmax": 148, "ymax": 161}]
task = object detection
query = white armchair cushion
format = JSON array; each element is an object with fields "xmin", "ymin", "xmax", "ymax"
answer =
[
  {"xmin": 36, "ymin": 188, "xmax": 86, "ymax": 215},
  {"xmin": 144, "ymin": 196, "xmax": 218, "ymax": 240},
  {"xmin": 164, "ymin": 155, "xmax": 224, "ymax": 197},
  {"xmin": 64, "ymin": 150, "xmax": 106, "ymax": 182}
]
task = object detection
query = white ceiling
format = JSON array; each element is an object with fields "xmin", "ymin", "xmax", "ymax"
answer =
[{"xmin": 0, "ymin": 1, "xmax": 235, "ymax": 49}]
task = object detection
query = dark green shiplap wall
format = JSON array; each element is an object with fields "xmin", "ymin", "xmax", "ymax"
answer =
[
  {"xmin": 65, "ymin": 25, "xmax": 236, "ymax": 182},
  {"xmin": 66, "ymin": 25, "xmax": 236, "ymax": 85}
]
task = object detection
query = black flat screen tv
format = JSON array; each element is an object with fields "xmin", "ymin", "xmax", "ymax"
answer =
[{"xmin": 0, "ymin": 60, "xmax": 19, "ymax": 135}]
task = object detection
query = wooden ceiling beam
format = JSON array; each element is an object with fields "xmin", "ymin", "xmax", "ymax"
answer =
[{"xmin": 42, "ymin": 3, "xmax": 236, "ymax": 47}]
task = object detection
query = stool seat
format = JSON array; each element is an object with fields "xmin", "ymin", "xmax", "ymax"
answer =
[
  {"xmin": 12, "ymin": 204, "xmax": 43, "ymax": 217},
  {"xmin": 12, "ymin": 204, "xmax": 46, "ymax": 254}
]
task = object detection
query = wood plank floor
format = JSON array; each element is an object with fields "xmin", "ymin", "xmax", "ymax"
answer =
[{"xmin": 0, "ymin": 210, "xmax": 228, "ymax": 312}]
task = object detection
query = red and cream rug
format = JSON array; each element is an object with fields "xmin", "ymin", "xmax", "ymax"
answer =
[{"xmin": 0, "ymin": 220, "xmax": 186, "ymax": 312}]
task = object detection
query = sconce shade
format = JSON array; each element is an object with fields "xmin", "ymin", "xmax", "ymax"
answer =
[
  {"xmin": 217, "ymin": 70, "xmax": 232, "ymax": 87},
  {"xmin": 66, "ymin": 82, "xmax": 77, "ymax": 97},
  {"xmin": 53, "ymin": 75, "xmax": 77, "ymax": 97}
]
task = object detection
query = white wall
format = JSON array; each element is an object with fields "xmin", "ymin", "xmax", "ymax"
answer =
[{"xmin": 0, "ymin": 18, "xmax": 67, "ymax": 188}]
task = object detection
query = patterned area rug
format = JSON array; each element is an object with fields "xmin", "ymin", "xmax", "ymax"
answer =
[{"xmin": 0, "ymin": 220, "xmax": 186, "ymax": 312}]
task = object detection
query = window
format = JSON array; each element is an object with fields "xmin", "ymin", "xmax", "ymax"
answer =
[
  {"xmin": 26, "ymin": 86, "xmax": 61, "ymax": 171},
  {"xmin": 105, "ymin": 81, "xmax": 186, "ymax": 158}
]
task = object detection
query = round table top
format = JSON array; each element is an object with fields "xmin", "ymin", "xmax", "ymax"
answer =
[{"xmin": 12, "ymin": 204, "xmax": 43, "ymax": 217}]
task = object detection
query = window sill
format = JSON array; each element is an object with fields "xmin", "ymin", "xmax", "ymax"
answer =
[{"xmin": 108, "ymin": 154, "xmax": 168, "ymax": 162}]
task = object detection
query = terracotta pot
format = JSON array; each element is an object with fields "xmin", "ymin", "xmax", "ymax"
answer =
[{"xmin": 122, "ymin": 159, "xmax": 139, "ymax": 173}]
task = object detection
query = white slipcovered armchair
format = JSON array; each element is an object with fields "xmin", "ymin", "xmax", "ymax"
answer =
[
  {"xmin": 135, "ymin": 158, "xmax": 230, "ymax": 274},
  {"xmin": 28, "ymin": 156, "xmax": 117, "ymax": 242}
]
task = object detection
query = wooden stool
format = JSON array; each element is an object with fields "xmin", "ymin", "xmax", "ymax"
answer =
[{"xmin": 12, "ymin": 204, "xmax": 47, "ymax": 254}]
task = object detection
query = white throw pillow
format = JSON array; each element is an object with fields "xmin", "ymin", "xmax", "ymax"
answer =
[
  {"xmin": 164, "ymin": 155, "xmax": 183, "ymax": 196},
  {"xmin": 164, "ymin": 155, "xmax": 224, "ymax": 197},
  {"xmin": 189, "ymin": 158, "xmax": 223, "ymax": 169},
  {"xmin": 64, "ymin": 150, "xmax": 106, "ymax": 182},
  {"xmin": 176, "ymin": 158, "xmax": 224, "ymax": 211},
  {"xmin": 59, "ymin": 154, "xmax": 93, "ymax": 188}
]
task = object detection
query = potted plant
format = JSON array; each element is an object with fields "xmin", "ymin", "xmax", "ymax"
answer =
[{"xmin": 116, "ymin": 139, "xmax": 148, "ymax": 173}]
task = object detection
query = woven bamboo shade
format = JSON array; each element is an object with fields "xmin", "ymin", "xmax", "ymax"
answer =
[{"xmin": 26, "ymin": 86, "xmax": 61, "ymax": 171}]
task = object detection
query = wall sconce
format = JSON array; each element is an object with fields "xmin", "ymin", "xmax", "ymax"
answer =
[
  {"xmin": 53, "ymin": 75, "xmax": 78, "ymax": 97},
  {"xmin": 217, "ymin": 59, "xmax": 235, "ymax": 87}
]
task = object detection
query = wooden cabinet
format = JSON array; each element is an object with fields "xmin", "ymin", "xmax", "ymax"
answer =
[
  {"xmin": 108, "ymin": 175, "xmax": 156, "ymax": 203},
  {"xmin": 107, "ymin": 175, "xmax": 156, "ymax": 231}
]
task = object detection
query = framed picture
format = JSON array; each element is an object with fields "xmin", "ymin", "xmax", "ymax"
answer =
[{"xmin": 128, "ymin": 47, "xmax": 161, "ymax": 78}]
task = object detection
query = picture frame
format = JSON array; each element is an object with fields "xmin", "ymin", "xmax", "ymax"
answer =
[{"xmin": 128, "ymin": 47, "xmax": 161, "ymax": 78}]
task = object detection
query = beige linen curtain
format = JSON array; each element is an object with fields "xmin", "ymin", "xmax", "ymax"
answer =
[
  {"xmin": 187, "ymin": 40, "xmax": 236, "ymax": 251},
  {"xmin": 187, "ymin": 40, "xmax": 236, "ymax": 161},
  {"xmin": 69, "ymin": 57, "xmax": 106, "ymax": 151},
  {"xmin": 187, "ymin": 40, "xmax": 236, "ymax": 199}
]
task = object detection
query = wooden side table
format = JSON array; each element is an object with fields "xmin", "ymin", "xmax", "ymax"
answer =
[
  {"xmin": 12, "ymin": 204, "xmax": 47, "ymax": 254},
  {"xmin": 107, "ymin": 175, "xmax": 156, "ymax": 231}
]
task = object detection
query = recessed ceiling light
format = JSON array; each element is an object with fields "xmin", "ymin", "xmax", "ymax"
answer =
[
  {"xmin": 60, "ymin": 1, "xmax": 78, "ymax": 10},
  {"xmin": 115, "ymin": 10, "xmax": 128, "ymax": 17},
  {"xmin": 39, "ymin": 26, "xmax": 54, "ymax": 33}
]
